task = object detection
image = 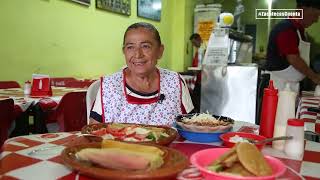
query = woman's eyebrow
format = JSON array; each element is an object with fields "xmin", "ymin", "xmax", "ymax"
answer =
[{"xmin": 140, "ymin": 41, "xmax": 153, "ymax": 44}]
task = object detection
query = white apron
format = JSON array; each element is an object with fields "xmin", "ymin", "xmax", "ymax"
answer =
[
  {"xmin": 270, "ymin": 30, "xmax": 310, "ymax": 92},
  {"xmin": 100, "ymin": 68, "xmax": 182, "ymax": 126}
]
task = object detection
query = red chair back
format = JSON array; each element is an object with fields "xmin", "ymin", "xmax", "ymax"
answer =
[
  {"xmin": 50, "ymin": 77, "xmax": 78, "ymax": 87},
  {"xmin": 64, "ymin": 80, "xmax": 95, "ymax": 88},
  {"xmin": 56, "ymin": 92, "xmax": 87, "ymax": 132},
  {"xmin": 0, "ymin": 99, "xmax": 14, "ymax": 147},
  {"xmin": 0, "ymin": 81, "xmax": 21, "ymax": 89}
]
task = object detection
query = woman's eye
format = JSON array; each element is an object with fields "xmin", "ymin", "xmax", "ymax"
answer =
[
  {"xmin": 126, "ymin": 46, "xmax": 135, "ymax": 50},
  {"xmin": 142, "ymin": 44, "xmax": 151, "ymax": 49}
]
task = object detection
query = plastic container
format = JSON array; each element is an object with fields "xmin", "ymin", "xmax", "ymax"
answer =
[
  {"xmin": 284, "ymin": 119, "xmax": 304, "ymax": 159},
  {"xmin": 315, "ymin": 85, "xmax": 320, "ymax": 96},
  {"xmin": 259, "ymin": 80, "xmax": 278, "ymax": 141},
  {"xmin": 24, "ymin": 80, "xmax": 31, "ymax": 95},
  {"xmin": 272, "ymin": 84, "xmax": 297, "ymax": 151}
]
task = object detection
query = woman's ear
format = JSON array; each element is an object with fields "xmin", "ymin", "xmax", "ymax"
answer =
[{"xmin": 157, "ymin": 44, "xmax": 164, "ymax": 59}]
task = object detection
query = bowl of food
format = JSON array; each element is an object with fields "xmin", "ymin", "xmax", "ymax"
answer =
[
  {"xmin": 176, "ymin": 113, "xmax": 234, "ymax": 133},
  {"xmin": 190, "ymin": 142, "xmax": 286, "ymax": 180},
  {"xmin": 174, "ymin": 113, "xmax": 234, "ymax": 143},
  {"xmin": 81, "ymin": 123, "xmax": 177, "ymax": 146},
  {"xmin": 220, "ymin": 132, "xmax": 266, "ymax": 150}
]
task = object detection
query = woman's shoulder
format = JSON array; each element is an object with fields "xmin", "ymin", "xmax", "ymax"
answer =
[
  {"xmin": 158, "ymin": 68, "xmax": 179, "ymax": 76},
  {"xmin": 101, "ymin": 71, "xmax": 123, "ymax": 80}
]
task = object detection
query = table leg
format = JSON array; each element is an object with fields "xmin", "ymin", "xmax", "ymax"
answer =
[{"xmin": 30, "ymin": 103, "xmax": 48, "ymax": 134}]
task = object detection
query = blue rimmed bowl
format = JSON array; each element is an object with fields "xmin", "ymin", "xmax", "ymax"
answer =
[
  {"xmin": 174, "ymin": 114, "xmax": 234, "ymax": 143},
  {"xmin": 175, "ymin": 123, "xmax": 232, "ymax": 143}
]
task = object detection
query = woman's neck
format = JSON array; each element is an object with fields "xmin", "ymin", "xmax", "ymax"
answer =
[{"xmin": 125, "ymin": 69, "xmax": 159, "ymax": 93}]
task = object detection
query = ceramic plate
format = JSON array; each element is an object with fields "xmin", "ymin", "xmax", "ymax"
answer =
[
  {"xmin": 81, "ymin": 123, "xmax": 178, "ymax": 146},
  {"xmin": 61, "ymin": 143, "xmax": 189, "ymax": 180}
]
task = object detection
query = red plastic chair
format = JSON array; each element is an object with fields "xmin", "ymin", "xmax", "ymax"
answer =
[
  {"xmin": 0, "ymin": 99, "xmax": 14, "ymax": 147},
  {"xmin": 52, "ymin": 92, "xmax": 87, "ymax": 132},
  {"xmin": 0, "ymin": 81, "xmax": 21, "ymax": 89}
]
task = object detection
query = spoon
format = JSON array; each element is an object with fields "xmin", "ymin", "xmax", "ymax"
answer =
[{"xmin": 246, "ymin": 136, "xmax": 293, "ymax": 145}]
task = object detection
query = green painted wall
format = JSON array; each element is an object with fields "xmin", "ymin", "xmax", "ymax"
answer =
[
  {"xmin": 3, "ymin": 0, "xmax": 317, "ymax": 85},
  {"xmin": 0, "ymin": 0, "xmax": 193, "ymax": 84}
]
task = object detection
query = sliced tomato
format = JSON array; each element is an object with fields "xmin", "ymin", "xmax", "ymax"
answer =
[
  {"xmin": 91, "ymin": 128, "xmax": 107, "ymax": 136},
  {"xmin": 111, "ymin": 131, "xmax": 126, "ymax": 137},
  {"xmin": 126, "ymin": 131, "xmax": 136, "ymax": 138},
  {"xmin": 133, "ymin": 133, "xmax": 148, "ymax": 141}
]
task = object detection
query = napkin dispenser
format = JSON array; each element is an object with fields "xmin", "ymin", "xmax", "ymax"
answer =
[{"xmin": 31, "ymin": 74, "xmax": 52, "ymax": 97}]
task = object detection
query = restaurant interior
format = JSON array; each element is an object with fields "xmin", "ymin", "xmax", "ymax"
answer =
[{"xmin": 1, "ymin": 0, "xmax": 320, "ymax": 179}]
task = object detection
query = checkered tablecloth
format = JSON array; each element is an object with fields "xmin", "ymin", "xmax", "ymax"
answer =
[
  {"xmin": 181, "ymin": 75, "xmax": 197, "ymax": 91},
  {"xmin": 296, "ymin": 92, "xmax": 320, "ymax": 133},
  {"xmin": 1, "ymin": 128, "xmax": 320, "ymax": 179}
]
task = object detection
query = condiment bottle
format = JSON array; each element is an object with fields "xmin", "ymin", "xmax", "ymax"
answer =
[
  {"xmin": 24, "ymin": 80, "xmax": 31, "ymax": 95},
  {"xmin": 259, "ymin": 80, "xmax": 278, "ymax": 142},
  {"xmin": 272, "ymin": 83, "xmax": 297, "ymax": 151},
  {"xmin": 284, "ymin": 119, "xmax": 304, "ymax": 159}
]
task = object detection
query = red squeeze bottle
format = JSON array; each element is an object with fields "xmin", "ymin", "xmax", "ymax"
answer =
[{"xmin": 259, "ymin": 80, "xmax": 278, "ymax": 141}]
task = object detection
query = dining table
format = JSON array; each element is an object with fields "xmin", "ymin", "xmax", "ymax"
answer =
[
  {"xmin": 296, "ymin": 91, "xmax": 320, "ymax": 134},
  {"xmin": 0, "ymin": 87, "xmax": 87, "ymax": 136},
  {"xmin": 1, "ymin": 121, "xmax": 319, "ymax": 180}
]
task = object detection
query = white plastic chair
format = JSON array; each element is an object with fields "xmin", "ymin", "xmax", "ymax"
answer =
[{"xmin": 86, "ymin": 79, "xmax": 100, "ymax": 124}]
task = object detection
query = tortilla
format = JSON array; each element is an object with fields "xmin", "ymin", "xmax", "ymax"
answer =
[
  {"xmin": 212, "ymin": 144, "xmax": 237, "ymax": 166},
  {"xmin": 236, "ymin": 142, "xmax": 272, "ymax": 176},
  {"xmin": 223, "ymin": 162, "xmax": 255, "ymax": 176}
]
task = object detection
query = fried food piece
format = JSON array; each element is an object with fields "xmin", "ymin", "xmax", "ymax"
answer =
[
  {"xmin": 76, "ymin": 140, "xmax": 165, "ymax": 171},
  {"xmin": 223, "ymin": 162, "xmax": 255, "ymax": 177},
  {"xmin": 236, "ymin": 142, "xmax": 272, "ymax": 176},
  {"xmin": 211, "ymin": 144, "xmax": 237, "ymax": 166},
  {"xmin": 222, "ymin": 152, "xmax": 239, "ymax": 167},
  {"xmin": 101, "ymin": 140, "xmax": 164, "ymax": 156},
  {"xmin": 76, "ymin": 148, "xmax": 150, "ymax": 170}
]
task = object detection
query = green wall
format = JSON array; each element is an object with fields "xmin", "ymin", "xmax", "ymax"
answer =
[
  {"xmin": 0, "ymin": 0, "xmax": 195, "ymax": 84},
  {"xmin": 4, "ymin": 0, "xmax": 317, "ymax": 85}
]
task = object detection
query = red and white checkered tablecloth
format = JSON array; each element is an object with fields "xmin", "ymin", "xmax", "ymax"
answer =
[
  {"xmin": 1, "ymin": 126, "xmax": 320, "ymax": 180},
  {"xmin": 181, "ymin": 75, "xmax": 197, "ymax": 91},
  {"xmin": 296, "ymin": 93, "xmax": 320, "ymax": 134}
]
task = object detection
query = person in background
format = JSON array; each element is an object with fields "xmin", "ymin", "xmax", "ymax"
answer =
[
  {"xmin": 189, "ymin": 33, "xmax": 205, "ymax": 67},
  {"xmin": 265, "ymin": 0, "xmax": 320, "ymax": 92},
  {"xmin": 189, "ymin": 33, "xmax": 205, "ymax": 112},
  {"xmin": 90, "ymin": 22, "xmax": 194, "ymax": 126}
]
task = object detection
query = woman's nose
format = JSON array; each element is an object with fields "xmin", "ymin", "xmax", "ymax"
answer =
[{"xmin": 134, "ymin": 47, "xmax": 143, "ymax": 58}]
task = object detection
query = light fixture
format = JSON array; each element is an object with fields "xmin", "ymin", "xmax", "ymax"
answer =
[{"xmin": 152, "ymin": 2, "xmax": 161, "ymax": 10}]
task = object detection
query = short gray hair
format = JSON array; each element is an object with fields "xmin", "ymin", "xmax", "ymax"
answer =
[{"xmin": 123, "ymin": 22, "xmax": 162, "ymax": 46}]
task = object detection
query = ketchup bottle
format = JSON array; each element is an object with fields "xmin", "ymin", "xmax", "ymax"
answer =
[{"xmin": 259, "ymin": 80, "xmax": 278, "ymax": 141}]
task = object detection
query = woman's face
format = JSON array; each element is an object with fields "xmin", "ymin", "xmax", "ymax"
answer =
[{"xmin": 123, "ymin": 27, "xmax": 164, "ymax": 76}]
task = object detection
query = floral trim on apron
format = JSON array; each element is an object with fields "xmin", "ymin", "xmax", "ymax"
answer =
[{"xmin": 100, "ymin": 68, "xmax": 182, "ymax": 126}]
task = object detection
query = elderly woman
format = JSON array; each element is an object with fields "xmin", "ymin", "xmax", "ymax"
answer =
[{"xmin": 90, "ymin": 22, "xmax": 194, "ymax": 126}]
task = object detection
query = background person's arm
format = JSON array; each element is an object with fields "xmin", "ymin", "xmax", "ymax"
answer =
[{"xmin": 286, "ymin": 54, "xmax": 320, "ymax": 84}]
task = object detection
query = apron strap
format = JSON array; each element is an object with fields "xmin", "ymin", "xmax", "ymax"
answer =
[{"xmin": 296, "ymin": 30, "xmax": 302, "ymax": 40}]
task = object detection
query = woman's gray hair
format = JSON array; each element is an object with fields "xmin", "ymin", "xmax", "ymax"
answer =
[{"xmin": 123, "ymin": 22, "xmax": 162, "ymax": 46}]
